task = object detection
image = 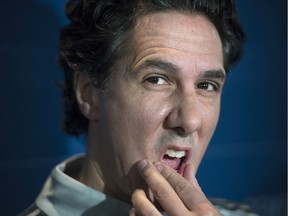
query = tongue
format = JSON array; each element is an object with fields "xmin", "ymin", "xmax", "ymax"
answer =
[{"xmin": 162, "ymin": 155, "xmax": 181, "ymax": 170}]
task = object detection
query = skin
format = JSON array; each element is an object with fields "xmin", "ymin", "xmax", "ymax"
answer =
[
  {"xmin": 130, "ymin": 161, "xmax": 221, "ymax": 215},
  {"xmin": 75, "ymin": 12, "xmax": 225, "ymax": 215}
]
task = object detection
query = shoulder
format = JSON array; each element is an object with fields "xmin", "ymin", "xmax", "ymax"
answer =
[{"xmin": 18, "ymin": 204, "xmax": 47, "ymax": 216}]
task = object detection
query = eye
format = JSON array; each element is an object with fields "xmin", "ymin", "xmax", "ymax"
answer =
[
  {"xmin": 145, "ymin": 76, "xmax": 167, "ymax": 85},
  {"xmin": 197, "ymin": 81, "xmax": 218, "ymax": 92}
]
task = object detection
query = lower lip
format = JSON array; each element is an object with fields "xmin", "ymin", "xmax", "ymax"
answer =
[{"xmin": 177, "ymin": 160, "xmax": 186, "ymax": 175}]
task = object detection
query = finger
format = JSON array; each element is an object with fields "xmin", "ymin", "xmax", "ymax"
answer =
[
  {"xmin": 129, "ymin": 208, "xmax": 137, "ymax": 216},
  {"xmin": 154, "ymin": 162, "xmax": 212, "ymax": 210},
  {"xmin": 183, "ymin": 164, "xmax": 202, "ymax": 192},
  {"xmin": 131, "ymin": 189, "xmax": 162, "ymax": 216},
  {"xmin": 182, "ymin": 163, "xmax": 195, "ymax": 182},
  {"xmin": 137, "ymin": 160, "xmax": 187, "ymax": 215},
  {"xmin": 174, "ymin": 164, "xmax": 222, "ymax": 215}
]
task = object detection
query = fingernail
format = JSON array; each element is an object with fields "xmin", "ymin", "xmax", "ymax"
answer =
[
  {"xmin": 153, "ymin": 162, "xmax": 163, "ymax": 172},
  {"xmin": 137, "ymin": 160, "xmax": 149, "ymax": 172}
]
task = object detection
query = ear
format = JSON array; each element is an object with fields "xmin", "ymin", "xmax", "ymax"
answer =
[{"xmin": 74, "ymin": 73, "xmax": 100, "ymax": 121}]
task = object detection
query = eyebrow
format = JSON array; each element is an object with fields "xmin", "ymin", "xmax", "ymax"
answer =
[
  {"xmin": 133, "ymin": 59, "xmax": 181, "ymax": 75},
  {"xmin": 133, "ymin": 59, "xmax": 226, "ymax": 81},
  {"xmin": 199, "ymin": 69, "xmax": 226, "ymax": 82}
]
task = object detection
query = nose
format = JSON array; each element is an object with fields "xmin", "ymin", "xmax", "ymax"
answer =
[{"xmin": 165, "ymin": 93, "xmax": 202, "ymax": 136}]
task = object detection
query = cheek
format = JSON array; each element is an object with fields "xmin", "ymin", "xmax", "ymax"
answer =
[
  {"xmin": 194, "ymin": 103, "xmax": 220, "ymax": 163},
  {"xmin": 125, "ymin": 100, "xmax": 170, "ymax": 156},
  {"xmin": 204, "ymin": 107, "xmax": 220, "ymax": 135},
  {"xmin": 201, "ymin": 98, "xmax": 221, "ymax": 133},
  {"xmin": 101, "ymin": 92, "xmax": 170, "ymax": 160}
]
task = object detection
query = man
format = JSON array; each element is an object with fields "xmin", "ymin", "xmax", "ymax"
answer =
[{"xmin": 20, "ymin": 0, "xmax": 255, "ymax": 215}]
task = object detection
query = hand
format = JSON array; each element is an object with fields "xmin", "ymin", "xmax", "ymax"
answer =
[{"xmin": 129, "ymin": 160, "xmax": 221, "ymax": 216}]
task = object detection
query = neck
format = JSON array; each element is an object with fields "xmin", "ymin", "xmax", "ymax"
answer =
[
  {"xmin": 76, "ymin": 122, "xmax": 132, "ymax": 204},
  {"xmin": 77, "ymin": 155, "xmax": 106, "ymax": 192}
]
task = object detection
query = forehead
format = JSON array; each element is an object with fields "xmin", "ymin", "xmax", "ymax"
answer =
[
  {"xmin": 134, "ymin": 12, "xmax": 219, "ymax": 41},
  {"xmin": 128, "ymin": 12, "xmax": 223, "ymax": 69}
]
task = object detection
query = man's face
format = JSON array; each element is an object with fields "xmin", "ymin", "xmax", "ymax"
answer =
[{"xmin": 88, "ymin": 12, "xmax": 225, "ymax": 201}]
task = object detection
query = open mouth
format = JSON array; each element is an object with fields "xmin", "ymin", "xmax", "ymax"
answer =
[{"xmin": 161, "ymin": 149, "xmax": 187, "ymax": 175}]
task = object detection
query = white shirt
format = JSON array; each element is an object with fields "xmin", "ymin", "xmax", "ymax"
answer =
[{"xmin": 36, "ymin": 155, "xmax": 131, "ymax": 216}]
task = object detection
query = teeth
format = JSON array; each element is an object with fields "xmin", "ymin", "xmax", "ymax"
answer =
[{"xmin": 165, "ymin": 149, "xmax": 186, "ymax": 158}]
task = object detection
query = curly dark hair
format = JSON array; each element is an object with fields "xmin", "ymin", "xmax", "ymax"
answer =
[{"xmin": 59, "ymin": 0, "xmax": 245, "ymax": 136}]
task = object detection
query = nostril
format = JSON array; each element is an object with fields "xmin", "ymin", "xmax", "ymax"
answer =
[
  {"xmin": 173, "ymin": 127, "xmax": 190, "ymax": 137},
  {"xmin": 173, "ymin": 126, "xmax": 184, "ymax": 134}
]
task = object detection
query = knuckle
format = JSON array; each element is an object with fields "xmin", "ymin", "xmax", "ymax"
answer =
[
  {"xmin": 141, "ymin": 208, "xmax": 156, "ymax": 216},
  {"xmin": 131, "ymin": 189, "xmax": 142, "ymax": 204},
  {"xmin": 153, "ymin": 186, "xmax": 170, "ymax": 201},
  {"xmin": 165, "ymin": 171, "xmax": 179, "ymax": 182},
  {"xmin": 194, "ymin": 203, "xmax": 222, "ymax": 216},
  {"xmin": 174, "ymin": 181, "xmax": 191, "ymax": 195},
  {"xmin": 142, "ymin": 165, "xmax": 156, "ymax": 179},
  {"xmin": 131, "ymin": 190, "xmax": 158, "ymax": 216}
]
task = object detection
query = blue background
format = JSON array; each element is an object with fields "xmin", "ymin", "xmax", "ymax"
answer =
[{"xmin": 0, "ymin": 1, "xmax": 286, "ymax": 215}]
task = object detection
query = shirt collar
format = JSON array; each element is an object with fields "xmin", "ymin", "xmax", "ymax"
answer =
[{"xmin": 36, "ymin": 155, "xmax": 132, "ymax": 216}]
